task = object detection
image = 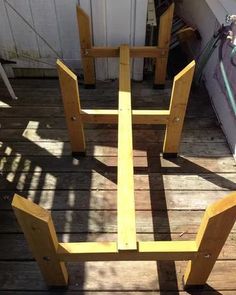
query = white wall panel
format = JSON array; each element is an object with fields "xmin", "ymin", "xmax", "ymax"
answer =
[
  {"xmin": 55, "ymin": 0, "xmax": 81, "ymax": 68},
  {"xmin": 0, "ymin": 0, "xmax": 148, "ymax": 79},
  {"xmin": 4, "ymin": 0, "xmax": 40, "ymax": 68},
  {"xmin": 106, "ymin": 0, "xmax": 132, "ymax": 79},
  {"xmin": 29, "ymin": 0, "xmax": 62, "ymax": 58},
  {"xmin": 91, "ymin": 0, "xmax": 108, "ymax": 80},
  {"xmin": 0, "ymin": 0, "xmax": 16, "ymax": 60},
  {"xmin": 133, "ymin": 0, "xmax": 148, "ymax": 80}
]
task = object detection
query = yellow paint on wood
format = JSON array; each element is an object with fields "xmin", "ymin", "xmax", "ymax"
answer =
[
  {"xmin": 184, "ymin": 191, "xmax": 236, "ymax": 286},
  {"xmin": 57, "ymin": 60, "xmax": 85, "ymax": 154},
  {"xmin": 76, "ymin": 5, "xmax": 95, "ymax": 85},
  {"xmin": 85, "ymin": 46, "xmax": 167, "ymax": 58},
  {"xmin": 163, "ymin": 60, "xmax": 195, "ymax": 154},
  {"xmin": 80, "ymin": 109, "xmax": 170, "ymax": 124},
  {"xmin": 57, "ymin": 241, "xmax": 198, "ymax": 261},
  {"xmin": 154, "ymin": 3, "xmax": 174, "ymax": 85},
  {"xmin": 12, "ymin": 194, "xmax": 68, "ymax": 286},
  {"xmin": 117, "ymin": 45, "xmax": 137, "ymax": 250}
]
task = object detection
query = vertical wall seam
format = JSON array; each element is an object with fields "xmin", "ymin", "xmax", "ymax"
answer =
[
  {"xmin": 104, "ymin": 0, "xmax": 108, "ymax": 78},
  {"xmin": 105, "ymin": 0, "xmax": 110, "ymax": 78},
  {"xmin": 28, "ymin": 0, "xmax": 41, "ymax": 59},
  {"xmin": 90, "ymin": 0, "xmax": 94, "ymax": 44},
  {"xmin": 53, "ymin": 0, "xmax": 63, "ymax": 59},
  {"xmin": 4, "ymin": 0, "xmax": 18, "ymax": 58}
]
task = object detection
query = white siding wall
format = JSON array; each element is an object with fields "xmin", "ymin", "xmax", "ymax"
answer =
[
  {"xmin": 0, "ymin": 0, "xmax": 148, "ymax": 80},
  {"xmin": 176, "ymin": 0, "xmax": 236, "ymax": 157}
]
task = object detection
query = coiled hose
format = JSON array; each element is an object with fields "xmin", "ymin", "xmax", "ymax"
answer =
[{"xmin": 219, "ymin": 37, "xmax": 236, "ymax": 116}]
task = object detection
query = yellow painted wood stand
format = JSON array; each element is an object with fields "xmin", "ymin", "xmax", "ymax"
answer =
[
  {"xmin": 12, "ymin": 192, "xmax": 236, "ymax": 288},
  {"xmin": 77, "ymin": 4, "xmax": 174, "ymax": 88},
  {"xmin": 11, "ymin": 4, "xmax": 236, "ymax": 290}
]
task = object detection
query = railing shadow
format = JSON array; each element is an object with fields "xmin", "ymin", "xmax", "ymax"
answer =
[{"xmin": 0, "ymin": 79, "xmax": 235, "ymax": 293}]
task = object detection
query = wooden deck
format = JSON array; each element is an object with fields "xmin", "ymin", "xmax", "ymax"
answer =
[{"xmin": 0, "ymin": 78, "xmax": 235, "ymax": 294}]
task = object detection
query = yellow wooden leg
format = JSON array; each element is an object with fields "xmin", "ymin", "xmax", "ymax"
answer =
[
  {"xmin": 184, "ymin": 192, "xmax": 236, "ymax": 288},
  {"xmin": 163, "ymin": 61, "xmax": 195, "ymax": 158},
  {"xmin": 77, "ymin": 5, "xmax": 95, "ymax": 88},
  {"xmin": 12, "ymin": 194, "xmax": 68, "ymax": 287},
  {"xmin": 154, "ymin": 3, "xmax": 174, "ymax": 88},
  {"xmin": 57, "ymin": 59, "xmax": 86, "ymax": 156}
]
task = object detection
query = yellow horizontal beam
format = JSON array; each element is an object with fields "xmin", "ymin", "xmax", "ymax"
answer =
[
  {"xmin": 80, "ymin": 109, "xmax": 170, "ymax": 124},
  {"xmin": 117, "ymin": 44, "xmax": 137, "ymax": 250},
  {"xmin": 81, "ymin": 109, "xmax": 118, "ymax": 124},
  {"xmin": 132, "ymin": 110, "xmax": 170, "ymax": 124},
  {"xmin": 83, "ymin": 46, "xmax": 167, "ymax": 58},
  {"xmin": 57, "ymin": 241, "xmax": 198, "ymax": 262},
  {"xmin": 130, "ymin": 46, "xmax": 167, "ymax": 58}
]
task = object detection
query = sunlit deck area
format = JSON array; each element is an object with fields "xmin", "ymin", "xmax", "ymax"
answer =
[{"xmin": 0, "ymin": 77, "xmax": 236, "ymax": 294}]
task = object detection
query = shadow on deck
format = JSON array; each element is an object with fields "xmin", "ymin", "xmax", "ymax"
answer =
[{"xmin": 0, "ymin": 78, "xmax": 235, "ymax": 294}]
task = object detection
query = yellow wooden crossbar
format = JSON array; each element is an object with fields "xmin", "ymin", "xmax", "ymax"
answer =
[
  {"xmin": 83, "ymin": 46, "xmax": 168, "ymax": 58},
  {"xmin": 80, "ymin": 109, "xmax": 170, "ymax": 124},
  {"xmin": 57, "ymin": 241, "xmax": 198, "ymax": 261}
]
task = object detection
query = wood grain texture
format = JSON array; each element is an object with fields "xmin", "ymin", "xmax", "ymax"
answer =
[
  {"xmin": 57, "ymin": 240, "xmax": 198, "ymax": 261},
  {"xmin": 1, "ymin": 232, "xmax": 236, "ymax": 260},
  {"xmin": 1, "ymin": 190, "xmax": 236, "ymax": 211},
  {"xmin": 0, "ymin": 260, "xmax": 236, "ymax": 291},
  {"xmin": 0, "ymin": 142, "xmax": 232, "ymax": 157},
  {"xmin": 76, "ymin": 5, "xmax": 95, "ymax": 85},
  {"xmin": 1, "ymin": 171, "xmax": 235, "ymax": 191},
  {"xmin": 0, "ymin": 128, "xmax": 226, "ymax": 143},
  {"xmin": 57, "ymin": 59, "xmax": 85, "ymax": 153},
  {"xmin": 0, "ymin": 77, "xmax": 235, "ymax": 293},
  {"xmin": 12, "ymin": 194, "xmax": 68, "ymax": 286},
  {"xmin": 184, "ymin": 192, "xmax": 236, "ymax": 286},
  {"xmin": 1, "ymin": 155, "xmax": 235, "ymax": 173},
  {"xmin": 2, "ymin": 209, "xmax": 236, "ymax": 234},
  {"xmin": 154, "ymin": 3, "xmax": 174, "ymax": 85},
  {"xmin": 163, "ymin": 61, "xmax": 195, "ymax": 154},
  {"xmin": 117, "ymin": 45, "xmax": 136, "ymax": 250}
]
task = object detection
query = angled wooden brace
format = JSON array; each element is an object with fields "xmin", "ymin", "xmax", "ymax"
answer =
[
  {"xmin": 184, "ymin": 191, "xmax": 236, "ymax": 288},
  {"xmin": 163, "ymin": 60, "xmax": 195, "ymax": 158},
  {"xmin": 57, "ymin": 60, "xmax": 86, "ymax": 156},
  {"xmin": 12, "ymin": 194, "xmax": 68, "ymax": 287}
]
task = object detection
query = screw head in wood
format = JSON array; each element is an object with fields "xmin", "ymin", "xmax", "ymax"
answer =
[
  {"xmin": 43, "ymin": 256, "xmax": 50, "ymax": 261},
  {"xmin": 173, "ymin": 117, "xmax": 180, "ymax": 123},
  {"xmin": 204, "ymin": 253, "xmax": 211, "ymax": 259}
]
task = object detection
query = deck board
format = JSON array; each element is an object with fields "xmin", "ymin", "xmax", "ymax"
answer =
[
  {"xmin": 0, "ymin": 261, "xmax": 236, "ymax": 291},
  {"xmin": 0, "ymin": 78, "xmax": 235, "ymax": 293}
]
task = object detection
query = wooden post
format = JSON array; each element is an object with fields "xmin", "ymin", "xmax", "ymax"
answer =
[
  {"xmin": 12, "ymin": 194, "xmax": 68, "ymax": 287},
  {"xmin": 57, "ymin": 60, "xmax": 86, "ymax": 157},
  {"xmin": 184, "ymin": 192, "xmax": 236, "ymax": 288},
  {"xmin": 163, "ymin": 60, "xmax": 195, "ymax": 158},
  {"xmin": 154, "ymin": 3, "xmax": 174, "ymax": 88},
  {"xmin": 76, "ymin": 5, "xmax": 95, "ymax": 88},
  {"xmin": 117, "ymin": 45, "xmax": 137, "ymax": 251}
]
